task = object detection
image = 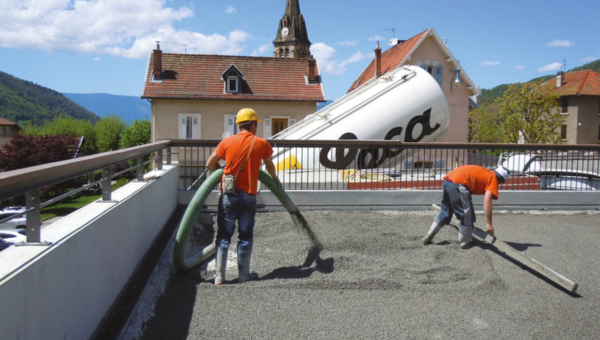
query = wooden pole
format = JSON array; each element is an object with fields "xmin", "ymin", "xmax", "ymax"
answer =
[{"xmin": 431, "ymin": 204, "xmax": 578, "ymax": 293}]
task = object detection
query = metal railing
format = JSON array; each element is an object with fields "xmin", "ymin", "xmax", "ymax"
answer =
[
  {"xmin": 1, "ymin": 139, "xmax": 599, "ymax": 245},
  {"xmin": 169, "ymin": 139, "xmax": 600, "ymax": 192},
  {"xmin": 0, "ymin": 141, "xmax": 172, "ymax": 244}
]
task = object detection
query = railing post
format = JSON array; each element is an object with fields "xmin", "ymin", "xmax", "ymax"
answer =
[
  {"xmin": 136, "ymin": 157, "xmax": 144, "ymax": 181},
  {"xmin": 157, "ymin": 150, "xmax": 163, "ymax": 170},
  {"xmin": 102, "ymin": 167, "xmax": 112, "ymax": 201},
  {"xmin": 26, "ymin": 190, "xmax": 41, "ymax": 243},
  {"xmin": 166, "ymin": 147, "xmax": 172, "ymax": 165}
]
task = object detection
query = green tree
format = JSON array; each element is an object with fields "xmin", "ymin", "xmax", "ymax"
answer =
[
  {"xmin": 468, "ymin": 102, "xmax": 503, "ymax": 143},
  {"xmin": 469, "ymin": 81, "xmax": 562, "ymax": 143},
  {"xmin": 120, "ymin": 119, "xmax": 151, "ymax": 148},
  {"xmin": 19, "ymin": 115, "xmax": 97, "ymax": 155},
  {"xmin": 95, "ymin": 115, "xmax": 127, "ymax": 152},
  {"xmin": 499, "ymin": 81, "xmax": 562, "ymax": 143}
]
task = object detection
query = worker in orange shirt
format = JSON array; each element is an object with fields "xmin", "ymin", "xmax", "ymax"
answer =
[
  {"xmin": 206, "ymin": 108, "xmax": 282, "ymax": 285},
  {"xmin": 422, "ymin": 165, "xmax": 510, "ymax": 249}
]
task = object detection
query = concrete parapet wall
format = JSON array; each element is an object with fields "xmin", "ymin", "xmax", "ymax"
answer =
[
  {"xmin": 179, "ymin": 189, "xmax": 600, "ymax": 210},
  {"xmin": 0, "ymin": 165, "xmax": 178, "ymax": 340}
]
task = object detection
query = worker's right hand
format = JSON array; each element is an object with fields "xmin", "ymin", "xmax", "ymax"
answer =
[{"xmin": 485, "ymin": 225, "xmax": 495, "ymax": 237}]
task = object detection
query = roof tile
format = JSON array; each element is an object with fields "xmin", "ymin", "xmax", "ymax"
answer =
[
  {"xmin": 142, "ymin": 54, "xmax": 325, "ymax": 102},
  {"xmin": 0, "ymin": 118, "xmax": 18, "ymax": 126},
  {"xmin": 347, "ymin": 29, "xmax": 428, "ymax": 93},
  {"xmin": 544, "ymin": 69, "xmax": 600, "ymax": 96}
]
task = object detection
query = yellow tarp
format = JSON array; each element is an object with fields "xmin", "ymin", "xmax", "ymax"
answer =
[{"xmin": 275, "ymin": 155, "xmax": 302, "ymax": 171}]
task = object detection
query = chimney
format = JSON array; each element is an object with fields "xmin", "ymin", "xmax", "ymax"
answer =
[
  {"xmin": 556, "ymin": 71, "xmax": 564, "ymax": 88},
  {"xmin": 375, "ymin": 42, "xmax": 382, "ymax": 78},
  {"xmin": 307, "ymin": 58, "xmax": 316, "ymax": 83},
  {"xmin": 153, "ymin": 42, "xmax": 162, "ymax": 80}
]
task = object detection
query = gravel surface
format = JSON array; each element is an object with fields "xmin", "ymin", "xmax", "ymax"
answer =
[{"xmin": 121, "ymin": 209, "xmax": 600, "ymax": 340}]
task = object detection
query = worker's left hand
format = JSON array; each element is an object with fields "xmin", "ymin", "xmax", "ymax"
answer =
[{"xmin": 485, "ymin": 225, "xmax": 495, "ymax": 237}]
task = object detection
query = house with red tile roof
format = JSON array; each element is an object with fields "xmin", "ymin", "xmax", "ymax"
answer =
[
  {"xmin": 141, "ymin": 44, "xmax": 325, "ymax": 146},
  {"xmin": 0, "ymin": 118, "xmax": 20, "ymax": 147},
  {"xmin": 348, "ymin": 28, "xmax": 480, "ymax": 143},
  {"xmin": 543, "ymin": 70, "xmax": 600, "ymax": 144}
]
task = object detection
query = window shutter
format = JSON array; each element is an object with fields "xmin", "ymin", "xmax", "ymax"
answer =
[
  {"xmin": 263, "ymin": 118, "xmax": 272, "ymax": 139},
  {"xmin": 434, "ymin": 66, "xmax": 443, "ymax": 87},
  {"xmin": 180, "ymin": 117, "xmax": 187, "ymax": 138},
  {"xmin": 227, "ymin": 116, "xmax": 236, "ymax": 136},
  {"xmin": 192, "ymin": 116, "xmax": 200, "ymax": 139}
]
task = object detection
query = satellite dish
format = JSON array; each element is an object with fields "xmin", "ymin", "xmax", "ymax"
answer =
[{"xmin": 389, "ymin": 38, "xmax": 399, "ymax": 46}]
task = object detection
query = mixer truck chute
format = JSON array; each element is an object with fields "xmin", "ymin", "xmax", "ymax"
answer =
[{"xmin": 271, "ymin": 65, "xmax": 451, "ymax": 170}]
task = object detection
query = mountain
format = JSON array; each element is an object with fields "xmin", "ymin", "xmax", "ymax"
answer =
[
  {"xmin": 63, "ymin": 93, "xmax": 150, "ymax": 124},
  {"xmin": 0, "ymin": 71, "xmax": 99, "ymax": 125},
  {"xmin": 317, "ymin": 100, "xmax": 334, "ymax": 110},
  {"xmin": 480, "ymin": 59, "xmax": 600, "ymax": 104}
]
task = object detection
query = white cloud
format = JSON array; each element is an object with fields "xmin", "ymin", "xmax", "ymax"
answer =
[
  {"xmin": 547, "ymin": 40, "xmax": 573, "ymax": 47},
  {"xmin": 0, "ymin": 0, "xmax": 252, "ymax": 59},
  {"xmin": 581, "ymin": 56, "xmax": 597, "ymax": 62},
  {"xmin": 225, "ymin": 6, "xmax": 236, "ymax": 14},
  {"xmin": 94, "ymin": 56, "xmax": 101, "ymax": 61},
  {"xmin": 251, "ymin": 44, "xmax": 271, "ymax": 57},
  {"xmin": 514, "ymin": 64, "xmax": 526, "ymax": 70},
  {"xmin": 368, "ymin": 35, "xmax": 384, "ymax": 42},
  {"xmin": 311, "ymin": 43, "xmax": 370, "ymax": 75},
  {"xmin": 481, "ymin": 61, "xmax": 500, "ymax": 66},
  {"xmin": 538, "ymin": 62, "xmax": 563, "ymax": 72},
  {"xmin": 338, "ymin": 41, "xmax": 357, "ymax": 46}
]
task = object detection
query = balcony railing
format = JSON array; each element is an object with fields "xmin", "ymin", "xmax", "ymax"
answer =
[
  {"xmin": 171, "ymin": 139, "xmax": 600, "ymax": 192},
  {"xmin": 1, "ymin": 139, "xmax": 599, "ymax": 245},
  {"xmin": 0, "ymin": 141, "xmax": 172, "ymax": 244}
]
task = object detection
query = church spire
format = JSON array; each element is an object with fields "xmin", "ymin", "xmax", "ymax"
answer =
[{"xmin": 273, "ymin": 0, "xmax": 311, "ymax": 59}]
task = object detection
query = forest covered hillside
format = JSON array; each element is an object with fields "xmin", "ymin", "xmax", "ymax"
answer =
[{"xmin": 0, "ymin": 71, "xmax": 99, "ymax": 125}]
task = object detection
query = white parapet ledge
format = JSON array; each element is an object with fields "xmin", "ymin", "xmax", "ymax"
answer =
[{"xmin": 0, "ymin": 165, "xmax": 176, "ymax": 284}]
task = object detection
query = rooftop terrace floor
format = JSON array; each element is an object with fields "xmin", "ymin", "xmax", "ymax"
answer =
[{"xmin": 119, "ymin": 208, "xmax": 600, "ymax": 340}]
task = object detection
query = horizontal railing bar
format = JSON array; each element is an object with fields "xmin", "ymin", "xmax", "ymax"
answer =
[
  {"xmin": 0, "ymin": 140, "xmax": 172, "ymax": 201},
  {"xmin": 164, "ymin": 138, "xmax": 600, "ymax": 151},
  {"xmin": 0, "ymin": 207, "xmax": 34, "ymax": 224},
  {"xmin": 39, "ymin": 180, "xmax": 102, "ymax": 209}
]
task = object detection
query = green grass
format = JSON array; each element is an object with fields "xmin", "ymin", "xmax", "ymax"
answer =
[
  {"xmin": 40, "ymin": 178, "xmax": 132, "ymax": 221},
  {"xmin": 40, "ymin": 193, "xmax": 101, "ymax": 221}
]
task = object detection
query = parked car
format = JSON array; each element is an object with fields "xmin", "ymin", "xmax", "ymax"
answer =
[
  {"xmin": 0, "ymin": 238, "xmax": 10, "ymax": 251},
  {"xmin": 0, "ymin": 206, "xmax": 26, "ymax": 230},
  {"xmin": 0, "ymin": 229, "xmax": 26, "ymax": 244}
]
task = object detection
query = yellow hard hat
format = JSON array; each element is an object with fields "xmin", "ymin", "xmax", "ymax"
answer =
[{"xmin": 236, "ymin": 108, "xmax": 262, "ymax": 124}]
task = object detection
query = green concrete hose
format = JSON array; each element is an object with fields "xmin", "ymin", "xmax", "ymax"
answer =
[
  {"xmin": 173, "ymin": 169, "xmax": 223, "ymax": 272},
  {"xmin": 174, "ymin": 169, "xmax": 319, "ymax": 272}
]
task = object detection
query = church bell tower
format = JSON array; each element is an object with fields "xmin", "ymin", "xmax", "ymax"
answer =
[{"xmin": 273, "ymin": 0, "xmax": 311, "ymax": 58}]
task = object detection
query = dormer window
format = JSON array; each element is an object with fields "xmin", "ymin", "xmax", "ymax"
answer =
[
  {"xmin": 222, "ymin": 65, "xmax": 244, "ymax": 94},
  {"xmin": 227, "ymin": 75, "xmax": 239, "ymax": 93}
]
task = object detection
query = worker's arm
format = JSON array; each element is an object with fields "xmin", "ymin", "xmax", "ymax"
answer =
[
  {"xmin": 263, "ymin": 157, "xmax": 282, "ymax": 188},
  {"xmin": 484, "ymin": 190, "xmax": 495, "ymax": 236},
  {"xmin": 206, "ymin": 152, "xmax": 222, "ymax": 172}
]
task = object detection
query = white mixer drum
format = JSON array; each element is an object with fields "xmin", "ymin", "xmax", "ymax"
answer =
[{"xmin": 271, "ymin": 65, "xmax": 450, "ymax": 170}]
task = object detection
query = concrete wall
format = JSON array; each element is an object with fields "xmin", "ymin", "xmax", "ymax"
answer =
[
  {"xmin": 179, "ymin": 189, "xmax": 600, "ymax": 211},
  {"xmin": 407, "ymin": 36, "xmax": 471, "ymax": 143},
  {"xmin": 0, "ymin": 165, "xmax": 178, "ymax": 340},
  {"xmin": 151, "ymin": 98, "xmax": 318, "ymax": 142},
  {"xmin": 559, "ymin": 95, "xmax": 600, "ymax": 145}
]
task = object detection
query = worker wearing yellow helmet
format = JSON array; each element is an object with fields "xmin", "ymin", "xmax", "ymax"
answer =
[{"xmin": 206, "ymin": 108, "xmax": 282, "ymax": 285}]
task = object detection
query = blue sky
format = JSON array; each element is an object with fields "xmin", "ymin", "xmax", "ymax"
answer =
[{"xmin": 0, "ymin": 0, "xmax": 598, "ymax": 102}]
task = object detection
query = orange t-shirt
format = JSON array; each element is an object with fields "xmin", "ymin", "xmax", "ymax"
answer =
[
  {"xmin": 444, "ymin": 165, "xmax": 500, "ymax": 199},
  {"xmin": 215, "ymin": 131, "xmax": 273, "ymax": 195}
]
